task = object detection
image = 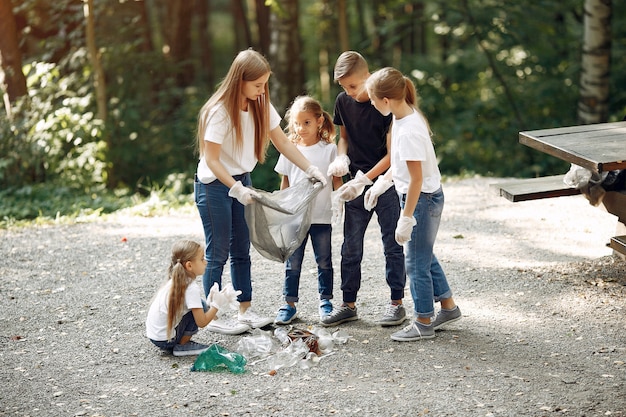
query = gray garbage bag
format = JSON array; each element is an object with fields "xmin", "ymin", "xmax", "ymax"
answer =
[{"xmin": 245, "ymin": 178, "xmax": 324, "ymax": 263}]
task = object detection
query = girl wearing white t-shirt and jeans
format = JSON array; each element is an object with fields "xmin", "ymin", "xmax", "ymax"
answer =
[
  {"xmin": 273, "ymin": 96, "xmax": 344, "ymax": 325},
  {"xmin": 364, "ymin": 67, "xmax": 462, "ymax": 342},
  {"xmin": 194, "ymin": 50, "xmax": 327, "ymax": 335}
]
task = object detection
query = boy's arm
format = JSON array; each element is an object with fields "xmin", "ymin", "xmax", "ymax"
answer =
[
  {"xmin": 332, "ymin": 175, "xmax": 343, "ymax": 190},
  {"xmin": 337, "ymin": 126, "xmax": 349, "ymax": 155}
]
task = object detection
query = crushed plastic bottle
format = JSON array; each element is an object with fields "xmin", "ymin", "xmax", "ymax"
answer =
[
  {"xmin": 190, "ymin": 343, "xmax": 246, "ymax": 374},
  {"xmin": 332, "ymin": 329, "xmax": 350, "ymax": 344},
  {"xmin": 235, "ymin": 328, "xmax": 276, "ymax": 360},
  {"xmin": 267, "ymin": 338, "xmax": 310, "ymax": 372},
  {"xmin": 310, "ymin": 327, "xmax": 334, "ymax": 353},
  {"xmin": 273, "ymin": 327, "xmax": 291, "ymax": 345},
  {"xmin": 299, "ymin": 352, "xmax": 320, "ymax": 369}
]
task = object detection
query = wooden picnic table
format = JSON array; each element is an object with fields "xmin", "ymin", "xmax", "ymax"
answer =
[
  {"xmin": 519, "ymin": 121, "xmax": 626, "ymax": 257},
  {"xmin": 519, "ymin": 121, "xmax": 626, "ymax": 174}
]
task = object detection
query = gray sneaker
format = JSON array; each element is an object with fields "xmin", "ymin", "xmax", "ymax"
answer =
[
  {"xmin": 172, "ymin": 340, "xmax": 210, "ymax": 356},
  {"xmin": 391, "ymin": 321, "xmax": 435, "ymax": 342},
  {"xmin": 431, "ymin": 306, "xmax": 462, "ymax": 330},
  {"xmin": 377, "ymin": 303, "xmax": 407, "ymax": 327},
  {"xmin": 320, "ymin": 304, "xmax": 358, "ymax": 326}
]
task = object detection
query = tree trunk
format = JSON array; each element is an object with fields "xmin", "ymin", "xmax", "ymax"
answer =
[
  {"xmin": 84, "ymin": 0, "xmax": 107, "ymax": 121},
  {"xmin": 196, "ymin": 0, "xmax": 213, "ymax": 89},
  {"xmin": 578, "ymin": 0, "xmax": 612, "ymax": 124},
  {"xmin": 166, "ymin": 0, "xmax": 194, "ymax": 86},
  {"xmin": 316, "ymin": 0, "xmax": 335, "ymax": 104},
  {"xmin": 255, "ymin": 0, "xmax": 270, "ymax": 55},
  {"xmin": 268, "ymin": 0, "xmax": 303, "ymax": 113},
  {"xmin": 0, "ymin": 0, "xmax": 27, "ymax": 116},
  {"xmin": 337, "ymin": 0, "xmax": 349, "ymax": 52},
  {"xmin": 232, "ymin": 0, "xmax": 252, "ymax": 51},
  {"xmin": 137, "ymin": 0, "xmax": 154, "ymax": 53}
]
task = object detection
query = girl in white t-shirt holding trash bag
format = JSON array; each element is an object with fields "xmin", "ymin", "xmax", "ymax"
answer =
[{"xmin": 194, "ymin": 50, "xmax": 327, "ymax": 335}]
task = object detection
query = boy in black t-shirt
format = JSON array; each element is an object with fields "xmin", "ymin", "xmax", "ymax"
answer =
[{"xmin": 322, "ymin": 51, "xmax": 407, "ymax": 327}]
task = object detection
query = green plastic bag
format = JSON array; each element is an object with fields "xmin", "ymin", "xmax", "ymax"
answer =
[{"xmin": 190, "ymin": 343, "xmax": 247, "ymax": 374}]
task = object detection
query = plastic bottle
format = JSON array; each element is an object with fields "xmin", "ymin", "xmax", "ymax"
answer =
[
  {"xmin": 191, "ymin": 344, "xmax": 246, "ymax": 374},
  {"xmin": 235, "ymin": 329, "xmax": 275, "ymax": 359},
  {"xmin": 273, "ymin": 327, "xmax": 291, "ymax": 345}
]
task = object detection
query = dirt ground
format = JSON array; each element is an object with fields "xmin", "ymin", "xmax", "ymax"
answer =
[{"xmin": 1, "ymin": 177, "xmax": 625, "ymax": 417}]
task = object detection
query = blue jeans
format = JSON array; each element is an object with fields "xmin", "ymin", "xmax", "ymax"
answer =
[
  {"xmin": 402, "ymin": 187, "xmax": 452, "ymax": 319},
  {"xmin": 340, "ymin": 185, "xmax": 405, "ymax": 303},
  {"xmin": 150, "ymin": 301, "xmax": 209, "ymax": 350},
  {"xmin": 194, "ymin": 173, "xmax": 252, "ymax": 301},
  {"xmin": 283, "ymin": 224, "xmax": 333, "ymax": 303}
]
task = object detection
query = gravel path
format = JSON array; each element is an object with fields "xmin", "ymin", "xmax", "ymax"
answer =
[{"xmin": 1, "ymin": 177, "xmax": 625, "ymax": 417}]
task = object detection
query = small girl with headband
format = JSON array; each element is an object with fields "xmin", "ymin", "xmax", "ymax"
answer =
[{"xmin": 145, "ymin": 240, "xmax": 241, "ymax": 356}]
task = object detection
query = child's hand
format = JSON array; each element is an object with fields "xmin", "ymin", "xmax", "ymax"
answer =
[
  {"xmin": 395, "ymin": 215, "xmax": 416, "ymax": 245},
  {"xmin": 364, "ymin": 176, "xmax": 393, "ymax": 211},
  {"xmin": 337, "ymin": 171, "xmax": 372, "ymax": 201},
  {"xmin": 208, "ymin": 283, "xmax": 229, "ymax": 310},
  {"xmin": 327, "ymin": 155, "xmax": 350, "ymax": 177}
]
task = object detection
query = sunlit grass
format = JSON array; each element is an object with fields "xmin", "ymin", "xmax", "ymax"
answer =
[{"xmin": 0, "ymin": 184, "xmax": 194, "ymax": 229}]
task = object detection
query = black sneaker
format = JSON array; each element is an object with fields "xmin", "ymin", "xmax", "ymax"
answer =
[{"xmin": 320, "ymin": 304, "xmax": 358, "ymax": 326}]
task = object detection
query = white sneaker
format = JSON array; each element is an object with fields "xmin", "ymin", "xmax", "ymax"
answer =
[
  {"xmin": 238, "ymin": 308, "xmax": 273, "ymax": 328},
  {"xmin": 206, "ymin": 315, "xmax": 250, "ymax": 335}
]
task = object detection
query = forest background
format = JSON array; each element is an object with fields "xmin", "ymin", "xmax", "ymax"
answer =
[{"xmin": 0, "ymin": 0, "xmax": 625, "ymax": 223}]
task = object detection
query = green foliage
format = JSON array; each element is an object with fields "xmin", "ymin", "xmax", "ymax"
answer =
[
  {"xmin": 103, "ymin": 47, "xmax": 200, "ymax": 192},
  {"xmin": 0, "ymin": 174, "xmax": 194, "ymax": 228},
  {"xmin": 0, "ymin": 54, "xmax": 107, "ymax": 190},
  {"xmin": 4, "ymin": 0, "xmax": 625, "ymax": 223}
]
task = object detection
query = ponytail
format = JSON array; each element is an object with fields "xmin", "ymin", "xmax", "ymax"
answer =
[{"xmin": 165, "ymin": 240, "xmax": 202, "ymax": 340}]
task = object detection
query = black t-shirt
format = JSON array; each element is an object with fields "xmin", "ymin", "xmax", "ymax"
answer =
[{"xmin": 333, "ymin": 92, "xmax": 393, "ymax": 177}]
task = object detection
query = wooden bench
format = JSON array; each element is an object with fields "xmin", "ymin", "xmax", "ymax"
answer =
[
  {"xmin": 609, "ymin": 235, "xmax": 626, "ymax": 256},
  {"xmin": 491, "ymin": 175, "xmax": 581, "ymax": 202}
]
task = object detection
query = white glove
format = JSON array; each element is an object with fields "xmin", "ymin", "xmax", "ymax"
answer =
[
  {"xmin": 331, "ymin": 190, "xmax": 344, "ymax": 226},
  {"xmin": 208, "ymin": 283, "xmax": 241, "ymax": 310},
  {"xmin": 337, "ymin": 170, "xmax": 372, "ymax": 201},
  {"xmin": 228, "ymin": 181, "xmax": 259, "ymax": 205},
  {"xmin": 364, "ymin": 176, "xmax": 393, "ymax": 211},
  {"xmin": 305, "ymin": 165, "xmax": 328, "ymax": 186},
  {"xmin": 327, "ymin": 155, "xmax": 350, "ymax": 177},
  {"xmin": 395, "ymin": 215, "xmax": 417, "ymax": 245},
  {"xmin": 208, "ymin": 283, "xmax": 228, "ymax": 310},
  {"xmin": 221, "ymin": 284, "xmax": 242, "ymax": 310}
]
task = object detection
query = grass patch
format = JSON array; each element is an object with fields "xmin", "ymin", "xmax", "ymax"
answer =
[{"xmin": 0, "ymin": 182, "xmax": 194, "ymax": 229}]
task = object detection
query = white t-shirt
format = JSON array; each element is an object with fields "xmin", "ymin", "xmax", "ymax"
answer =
[
  {"xmin": 274, "ymin": 141, "xmax": 337, "ymax": 224},
  {"xmin": 145, "ymin": 279, "xmax": 205, "ymax": 341},
  {"xmin": 391, "ymin": 110, "xmax": 441, "ymax": 194},
  {"xmin": 196, "ymin": 103, "xmax": 282, "ymax": 184}
]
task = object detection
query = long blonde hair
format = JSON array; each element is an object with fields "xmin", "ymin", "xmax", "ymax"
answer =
[
  {"xmin": 284, "ymin": 95, "xmax": 335, "ymax": 144},
  {"xmin": 366, "ymin": 67, "xmax": 432, "ymax": 135},
  {"xmin": 196, "ymin": 49, "xmax": 272, "ymax": 164},
  {"xmin": 166, "ymin": 240, "xmax": 202, "ymax": 340}
]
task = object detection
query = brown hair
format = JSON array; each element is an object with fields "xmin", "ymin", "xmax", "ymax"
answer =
[
  {"xmin": 284, "ymin": 95, "xmax": 335, "ymax": 144},
  {"xmin": 333, "ymin": 51, "xmax": 369, "ymax": 81},
  {"xmin": 196, "ymin": 49, "xmax": 272, "ymax": 164},
  {"xmin": 366, "ymin": 67, "xmax": 432, "ymax": 135},
  {"xmin": 166, "ymin": 240, "xmax": 202, "ymax": 340}
]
